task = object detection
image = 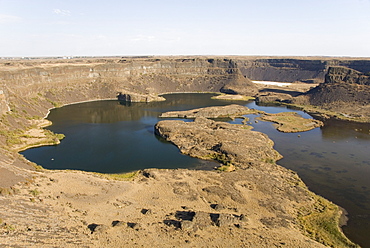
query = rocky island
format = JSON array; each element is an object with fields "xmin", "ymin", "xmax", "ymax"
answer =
[{"xmin": 1, "ymin": 56, "xmax": 368, "ymax": 247}]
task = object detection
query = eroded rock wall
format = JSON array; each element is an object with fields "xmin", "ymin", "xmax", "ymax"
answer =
[
  {"xmin": 0, "ymin": 58, "xmax": 257, "ymax": 119},
  {"xmin": 293, "ymin": 66, "xmax": 370, "ymax": 119},
  {"xmin": 306, "ymin": 67, "xmax": 370, "ymax": 105},
  {"xmin": 236, "ymin": 58, "xmax": 370, "ymax": 83}
]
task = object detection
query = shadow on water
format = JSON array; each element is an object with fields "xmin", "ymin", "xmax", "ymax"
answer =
[{"xmin": 21, "ymin": 93, "xmax": 370, "ymax": 247}]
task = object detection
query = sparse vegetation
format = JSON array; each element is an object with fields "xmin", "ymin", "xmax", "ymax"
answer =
[
  {"xmin": 46, "ymin": 99, "xmax": 62, "ymax": 108},
  {"xmin": 102, "ymin": 171, "xmax": 140, "ymax": 181},
  {"xmin": 29, "ymin": 189, "xmax": 41, "ymax": 196},
  {"xmin": 298, "ymin": 195, "xmax": 360, "ymax": 248},
  {"xmin": 0, "ymin": 126, "xmax": 65, "ymax": 150},
  {"xmin": 0, "ymin": 129, "xmax": 24, "ymax": 145},
  {"xmin": 0, "ymin": 222, "xmax": 16, "ymax": 232},
  {"xmin": 0, "ymin": 187, "xmax": 12, "ymax": 196},
  {"xmin": 217, "ymin": 164, "xmax": 236, "ymax": 172},
  {"xmin": 259, "ymin": 112, "xmax": 323, "ymax": 132},
  {"xmin": 211, "ymin": 93, "xmax": 255, "ymax": 101},
  {"xmin": 206, "ymin": 153, "xmax": 231, "ymax": 166},
  {"xmin": 263, "ymin": 158, "xmax": 275, "ymax": 164}
]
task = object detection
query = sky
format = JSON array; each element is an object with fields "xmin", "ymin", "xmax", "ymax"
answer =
[{"xmin": 1, "ymin": 0, "xmax": 370, "ymax": 57}]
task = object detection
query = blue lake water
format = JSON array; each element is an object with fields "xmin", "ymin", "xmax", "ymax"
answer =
[{"xmin": 21, "ymin": 93, "xmax": 370, "ymax": 247}]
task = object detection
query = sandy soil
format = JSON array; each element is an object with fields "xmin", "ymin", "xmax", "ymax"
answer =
[{"xmin": 0, "ymin": 167, "xmax": 327, "ymax": 247}]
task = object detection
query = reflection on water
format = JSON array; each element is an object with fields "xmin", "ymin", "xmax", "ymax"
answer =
[
  {"xmin": 21, "ymin": 94, "xmax": 251, "ymax": 173},
  {"xmin": 21, "ymin": 93, "xmax": 370, "ymax": 247}
]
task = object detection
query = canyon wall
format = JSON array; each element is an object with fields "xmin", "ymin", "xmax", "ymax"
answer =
[
  {"xmin": 236, "ymin": 58, "xmax": 370, "ymax": 83},
  {"xmin": 0, "ymin": 58, "xmax": 258, "ymax": 119},
  {"xmin": 1, "ymin": 56, "xmax": 370, "ymax": 121},
  {"xmin": 302, "ymin": 66, "xmax": 370, "ymax": 118}
]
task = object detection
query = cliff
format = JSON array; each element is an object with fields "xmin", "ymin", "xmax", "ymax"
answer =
[
  {"xmin": 302, "ymin": 66, "xmax": 370, "ymax": 119},
  {"xmin": 0, "ymin": 58, "xmax": 257, "ymax": 118},
  {"xmin": 236, "ymin": 57, "xmax": 370, "ymax": 83}
]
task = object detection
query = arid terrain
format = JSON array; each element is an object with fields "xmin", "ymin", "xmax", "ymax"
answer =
[{"xmin": 1, "ymin": 56, "xmax": 369, "ymax": 247}]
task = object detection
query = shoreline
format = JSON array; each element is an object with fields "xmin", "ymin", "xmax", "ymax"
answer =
[
  {"xmin": 1, "ymin": 92, "xmax": 361, "ymax": 247},
  {"xmin": 43, "ymin": 97, "xmax": 118, "ymax": 119}
]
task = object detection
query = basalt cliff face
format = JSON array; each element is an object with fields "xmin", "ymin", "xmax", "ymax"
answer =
[
  {"xmin": 236, "ymin": 58, "xmax": 370, "ymax": 83},
  {"xmin": 2, "ymin": 56, "xmax": 370, "ymax": 118},
  {"xmin": 296, "ymin": 67, "xmax": 370, "ymax": 120},
  {"xmin": 308, "ymin": 67, "xmax": 370, "ymax": 104},
  {"xmin": 0, "ymin": 58, "xmax": 257, "ymax": 117}
]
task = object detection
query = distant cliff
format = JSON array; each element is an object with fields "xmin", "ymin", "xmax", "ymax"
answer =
[
  {"xmin": 306, "ymin": 66, "xmax": 370, "ymax": 104},
  {"xmin": 1, "ymin": 57, "xmax": 370, "ymax": 123},
  {"xmin": 0, "ymin": 58, "xmax": 257, "ymax": 118},
  {"xmin": 236, "ymin": 58, "xmax": 370, "ymax": 83},
  {"xmin": 295, "ymin": 66, "xmax": 370, "ymax": 120}
]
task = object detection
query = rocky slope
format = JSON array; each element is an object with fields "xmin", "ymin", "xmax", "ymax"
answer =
[
  {"xmin": 236, "ymin": 57, "xmax": 370, "ymax": 83},
  {"xmin": 294, "ymin": 67, "xmax": 370, "ymax": 121},
  {"xmin": 0, "ymin": 167, "xmax": 331, "ymax": 247},
  {"xmin": 0, "ymin": 58, "xmax": 258, "ymax": 117},
  {"xmin": 307, "ymin": 67, "xmax": 370, "ymax": 105}
]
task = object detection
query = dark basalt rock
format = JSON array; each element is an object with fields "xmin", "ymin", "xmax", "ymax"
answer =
[{"xmin": 306, "ymin": 67, "xmax": 370, "ymax": 105}]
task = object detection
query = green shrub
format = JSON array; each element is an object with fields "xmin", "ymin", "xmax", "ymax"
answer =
[
  {"xmin": 29, "ymin": 189, "xmax": 41, "ymax": 197},
  {"xmin": 298, "ymin": 195, "xmax": 359, "ymax": 248}
]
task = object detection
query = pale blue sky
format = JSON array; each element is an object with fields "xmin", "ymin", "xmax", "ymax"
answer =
[{"xmin": 1, "ymin": 0, "xmax": 369, "ymax": 57}]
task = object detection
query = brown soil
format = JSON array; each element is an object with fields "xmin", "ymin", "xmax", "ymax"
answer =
[{"xmin": 0, "ymin": 168, "xmax": 327, "ymax": 247}]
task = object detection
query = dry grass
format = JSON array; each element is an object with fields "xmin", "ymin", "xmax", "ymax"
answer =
[
  {"xmin": 260, "ymin": 112, "xmax": 323, "ymax": 132},
  {"xmin": 211, "ymin": 93, "xmax": 255, "ymax": 101},
  {"xmin": 0, "ymin": 127, "xmax": 65, "ymax": 151},
  {"xmin": 298, "ymin": 195, "xmax": 360, "ymax": 248},
  {"xmin": 101, "ymin": 171, "xmax": 140, "ymax": 181}
]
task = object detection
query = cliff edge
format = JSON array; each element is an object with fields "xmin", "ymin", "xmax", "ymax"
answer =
[{"xmin": 301, "ymin": 67, "xmax": 370, "ymax": 120}]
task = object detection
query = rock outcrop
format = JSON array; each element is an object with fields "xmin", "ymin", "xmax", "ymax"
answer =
[
  {"xmin": 117, "ymin": 92, "xmax": 165, "ymax": 102},
  {"xmin": 236, "ymin": 57, "xmax": 370, "ymax": 82},
  {"xmin": 0, "ymin": 58, "xmax": 258, "ymax": 123},
  {"xmin": 160, "ymin": 104, "xmax": 261, "ymax": 119},
  {"xmin": 298, "ymin": 67, "xmax": 370, "ymax": 120},
  {"xmin": 259, "ymin": 112, "xmax": 324, "ymax": 133},
  {"xmin": 155, "ymin": 117, "xmax": 282, "ymax": 166},
  {"xmin": 307, "ymin": 67, "xmax": 370, "ymax": 105},
  {"xmin": 256, "ymin": 92, "xmax": 294, "ymax": 104}
]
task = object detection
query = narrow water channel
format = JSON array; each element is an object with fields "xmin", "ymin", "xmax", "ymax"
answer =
[{"xmin": 21, "ymin": 93, "xmax": 370, "ymax": 247}]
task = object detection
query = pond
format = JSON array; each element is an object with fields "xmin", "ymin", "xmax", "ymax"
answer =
[{"xmin": 21, "ymin": 93, "xmax": 370, "ymax": 247}]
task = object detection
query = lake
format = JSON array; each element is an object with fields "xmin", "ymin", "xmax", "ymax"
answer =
[{"xmin": 21, "ymin": 93, "xmax": 370, "ymax": 247}]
